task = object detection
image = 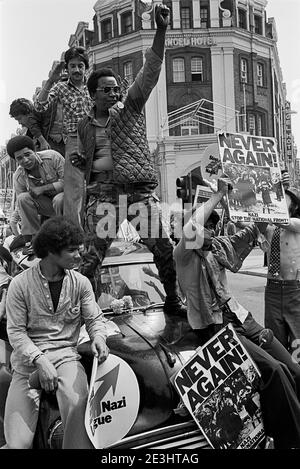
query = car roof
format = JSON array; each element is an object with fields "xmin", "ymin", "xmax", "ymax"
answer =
[{"xmin": 102, "ymin": 240, "xmax": 154, "ymax": 267}]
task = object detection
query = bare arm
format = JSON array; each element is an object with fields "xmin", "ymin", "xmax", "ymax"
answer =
[
  {"xmin": 126, "ymin": 5, "xmax": 169, "ymax": 112},
  {"xmin": 184, "ymin": 178, "xmax": 229, "ymax": 240},
  {"xmin": 152, "ymin": 4, "xmax": 170, "ymax": 60}
]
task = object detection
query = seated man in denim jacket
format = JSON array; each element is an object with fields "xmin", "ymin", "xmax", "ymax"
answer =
[{"xmin": 6, "ymin": 135, "xmax": 64, "ymax": 254}]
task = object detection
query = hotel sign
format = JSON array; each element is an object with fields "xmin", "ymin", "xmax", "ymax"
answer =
[
  {"xmin": 165, "ymin": 35, "xmax": 217, "ymax": 48},
  {"xmin": 285, "ymin": 101, "xmax": 293, "ymax": 161}
]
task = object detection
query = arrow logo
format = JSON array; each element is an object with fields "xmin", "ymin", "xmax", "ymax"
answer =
[{"xmin": 91, "ymin": 365, "xmax": 120, "ymax": 418}]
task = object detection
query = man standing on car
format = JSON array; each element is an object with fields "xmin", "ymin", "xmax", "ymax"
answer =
[
  {"xmin": 2, "ymin": 217, "xmax": 108, "ymax": 449},
  {"xmin": 71, "ymin": 4, "xmax": 186, "ymax": 316},
  {"xmin": 35, "ymin": 47, "xmax": 93, "ymax": 226},
  {"xmin": 173, "ymin": 177, "xmax": 300, "ymax": 448}
]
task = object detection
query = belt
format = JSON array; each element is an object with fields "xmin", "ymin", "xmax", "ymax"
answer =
[{"xmin": 267, "ymin": 278, "xmax": 300, "ymax": 286}]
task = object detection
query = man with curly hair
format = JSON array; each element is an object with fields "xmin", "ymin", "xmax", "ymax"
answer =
[{"xmin": 2, "ymin": 217, "xmax": 108, "ymax": 448}]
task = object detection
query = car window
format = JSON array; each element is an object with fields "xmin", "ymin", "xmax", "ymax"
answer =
[{"xmin": 96, "ymin": 262, "xmax": 165, "ymax": 310}]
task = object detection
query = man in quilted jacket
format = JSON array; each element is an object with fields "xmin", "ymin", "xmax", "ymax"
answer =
[{"xmin": 71, "ymin": 4, "xmax": 186, "ymax": 315}]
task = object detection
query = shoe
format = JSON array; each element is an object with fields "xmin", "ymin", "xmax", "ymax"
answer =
[
  {"xmin": 22, "ymin": 242, "xmax": 34, "ymax": 256},
  {"xmin": 163, "ymin": 296, "xmax": 187, "ymax": 317}
]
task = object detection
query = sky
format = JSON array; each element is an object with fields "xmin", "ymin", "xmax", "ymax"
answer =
[{"xmin": 0, "ymin": 0, "xmax": 299, "ymax": 150}]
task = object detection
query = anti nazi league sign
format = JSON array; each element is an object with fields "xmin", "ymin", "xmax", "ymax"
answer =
[{"xmin": 85, "ymin": 354, "xmax": 140, "ymax": 448}]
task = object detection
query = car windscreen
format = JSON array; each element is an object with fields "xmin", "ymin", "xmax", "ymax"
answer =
[{"xmin": 96, "ymin": 262, "xmax": 166, "ymax": 310}]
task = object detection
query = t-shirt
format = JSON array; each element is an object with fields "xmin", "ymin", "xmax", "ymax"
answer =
[{"xmin": 48, "ymin": 277, "xmax": 64, "ymax": 312}]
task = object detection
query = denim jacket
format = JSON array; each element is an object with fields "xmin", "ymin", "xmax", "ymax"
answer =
[
  {"xmin": 13, "ymin": 150, "xmax": 64, "ymax": 198},
  {"xmin": 6, "ymin": 262, "xmax": 107, "ymax": 373},
  {"xmin": 174, "ymin": 224, "xmax": 259, "ymax": 329}
]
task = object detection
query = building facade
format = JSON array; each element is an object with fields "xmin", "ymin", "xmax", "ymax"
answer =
[{"xmin": 68, "ymin": 0, "xmax": 297, "ymax": 204}]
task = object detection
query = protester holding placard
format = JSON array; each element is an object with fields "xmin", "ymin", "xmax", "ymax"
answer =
[
  {"xmin": 173, "ymin": 176, "xmax": 300, "ymax": 448},
  {"xmin": 218, "ymin": 132, "xmax": 289, "ymax": 224}
]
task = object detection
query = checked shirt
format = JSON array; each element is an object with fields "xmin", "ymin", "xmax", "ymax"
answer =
[{"xmin": 36, "ymin": 79, "xmax": 93, "ymax": 135}]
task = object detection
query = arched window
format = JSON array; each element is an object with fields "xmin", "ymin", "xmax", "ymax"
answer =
[
  {"xmin": 191, "ymin": 57, "xmax": 203, "ymax": 82},
  {"xmin": 173, "ymin": 58, "xmax": 185, "ymax": 83}
]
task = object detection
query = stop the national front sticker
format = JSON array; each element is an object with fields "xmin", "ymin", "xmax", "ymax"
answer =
[{"xmin": 85, "ymin": 354, "xmax": 140, "ymax": 448}]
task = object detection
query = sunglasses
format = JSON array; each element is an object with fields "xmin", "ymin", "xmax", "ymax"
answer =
[{"xmin": 96, "ymin": 86, "xmax": 121, "ymax": 94}]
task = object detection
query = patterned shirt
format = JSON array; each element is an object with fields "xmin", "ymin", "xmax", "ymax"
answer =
[
  {"xmin": 35, "ymin": 79, "xmax": 93, "ymax": 134},
  {"xmin": 6, "ymin": 262, "xmax": 107, "ymax": 374}
]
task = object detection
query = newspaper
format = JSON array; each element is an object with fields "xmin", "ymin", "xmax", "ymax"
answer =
[
  {"xmin": 174, "ymin": 324, "xmax": 265, "ymax": 449},
  {"xmin": 193, "ymin": 184, "xmax": 222, "ymax": 211},
  {"xmin": 217, "ymin": 132, "xmax": 289, "ymax": 223}
]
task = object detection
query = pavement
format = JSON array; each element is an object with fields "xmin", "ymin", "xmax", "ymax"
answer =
[{"xmin": 239, "ymin": 247, "xmax": 268, "ymax": 278}]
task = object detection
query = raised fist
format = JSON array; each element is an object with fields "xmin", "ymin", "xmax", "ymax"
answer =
[{"xmin": 155, "ymin": 4, "xmax": 170, "ymax": 29}]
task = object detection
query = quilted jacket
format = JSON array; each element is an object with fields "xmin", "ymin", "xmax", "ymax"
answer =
[{"xmin": 77, "ymin": 48, "xmax": 162, "ymax": 186}]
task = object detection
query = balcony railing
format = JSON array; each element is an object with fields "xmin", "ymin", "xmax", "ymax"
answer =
[{"xmin": 162, "ymin": 99, "xmax": 241, "ymax": 136}]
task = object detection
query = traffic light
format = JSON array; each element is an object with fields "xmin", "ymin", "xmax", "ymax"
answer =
[{"xmin": 176, "ymin": 176, "xmax": 189, "ymax": 202}]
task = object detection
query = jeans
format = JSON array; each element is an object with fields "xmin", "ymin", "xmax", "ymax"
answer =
[
  {"xmin": 82, "ymin": 182, "xmax": 178, "ymax": 301},
  {"xmin": 63, "ymin": 133, "xmax": 85, "ymax": 227},
  {"xmin": 17, "ymin": 192, "xmax": 64, "ymax": 237},
  {"xmin": 265, "ymin": 280, "xmax": 300, "ymax": 354},
  {"xmin": 2, "ymin": 349, "xmax": 93, "ymax": 449}
]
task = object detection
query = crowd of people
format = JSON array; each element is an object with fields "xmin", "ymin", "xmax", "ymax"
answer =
[{"xmin": 1, "ymin": 3, "xmax": 300, "ymax": 450}]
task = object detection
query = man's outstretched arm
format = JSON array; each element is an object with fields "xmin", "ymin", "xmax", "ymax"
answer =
[
  {"xmin": 152, "ymin": 4, "xmax": 170, "ymax": 60},
  {"xmin": 127, "ymin": 4, "xmax": 170, "ymax": 112},
  {"xmin": 184, "ymin": 177, "xmax": 230, "ymax": 239}
]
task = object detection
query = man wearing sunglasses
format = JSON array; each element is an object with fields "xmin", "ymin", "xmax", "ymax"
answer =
[{"xmin": 71, "ymin": 5, "xmax": 186, "ymax": 316}]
